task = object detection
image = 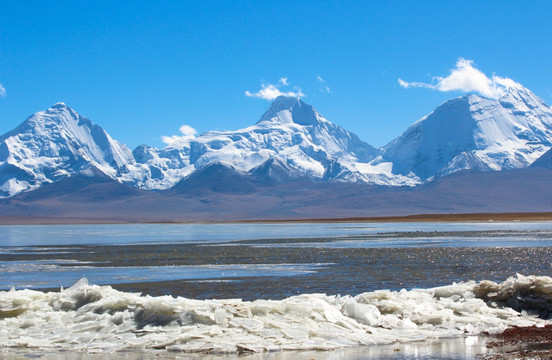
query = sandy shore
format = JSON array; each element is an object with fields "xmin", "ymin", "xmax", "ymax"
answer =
[{"xmin": 2, "ymin": 211, "xmax": 552, "ymax": 225}]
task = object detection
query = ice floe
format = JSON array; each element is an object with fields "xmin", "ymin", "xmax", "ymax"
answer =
[{"xmin": 0, "ymin": 274, "xmax": 551, "ymax": 354}]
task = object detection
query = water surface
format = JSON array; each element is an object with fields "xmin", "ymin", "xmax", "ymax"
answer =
[{"xmin": 1, "ymin": 222, "xmax": 551, "ymax": 297}]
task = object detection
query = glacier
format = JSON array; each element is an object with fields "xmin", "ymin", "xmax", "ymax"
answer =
[{"xmin": 1, "ymin": 82, "xmax": 552, "ymax": 198}]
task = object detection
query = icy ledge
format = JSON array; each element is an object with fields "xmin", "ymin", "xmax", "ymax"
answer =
[{"xmin": 0, "ymin": 274, "xmax": 551, "ymax": 353}]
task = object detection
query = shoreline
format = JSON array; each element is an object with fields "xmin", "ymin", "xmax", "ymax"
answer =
[
  {"xmin": 1, "ymin": 211, "xmax": 552, "ymax": 225},
  {"xmin": 0, "ymin": 329, "xmax": 550, "ymax": 360},
  {"xmin": 482, "ymin": 325, "xmax": 552, "ymax": 359}
]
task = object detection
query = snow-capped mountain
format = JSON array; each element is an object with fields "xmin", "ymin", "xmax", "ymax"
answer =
[
  {"xmin": 382, "ymin": 85, "xmax": 552, "ymax": 180},
  {"xmin": 2, "ymin": 84, "xmax": 552, "ymax": 200},
  {"xmin": 119, "ymin": 96, "xmax": 417, "ymax": 190},
  {"xmin": 0, "ymin": 103, "xmax": 133, "ymax": 198}
]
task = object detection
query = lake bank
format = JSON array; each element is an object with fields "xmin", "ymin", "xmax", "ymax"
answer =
[{"xmin": 2, "ymin": 211, "xmax": 552, "ymax": 225}]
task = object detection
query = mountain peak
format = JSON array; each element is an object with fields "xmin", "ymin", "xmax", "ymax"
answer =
[
  {"xmin": 383, "ymin": 81, "xmax": 552, "ymax": 181},
  {"xmin": 270, "ymin": 95, "xmax": 303, "ymax": 109},
  {"xmin": 257, "ymin": 96, "xmax": 320, "ymax": 126},
  {"xmin": 0, "ymin": 103, "xmax": 134, "ymax": 198},
  {"xmin": 44, "ymin": 102, "xmax": 76, "ymax": 120},
  {"xmin": 51, "ymin": 102, "xmax": 68, "ymax": 109},
  {"xmin": 498, "ymin": 83, "xmax": 549, "ymax": 110}
]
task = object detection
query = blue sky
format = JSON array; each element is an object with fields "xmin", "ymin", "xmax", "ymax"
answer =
[{"xmin": 1, "ymin": 1, "xmax": 551, "ymax": 149}]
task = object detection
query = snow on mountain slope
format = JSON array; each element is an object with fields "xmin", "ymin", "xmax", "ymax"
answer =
[
  {"xmin": 3, "ymin": 84, "xmax": 552, "ymax": 199},
  {"xmin": 0, "ymin": 103, "xmax": 133, "ymax": 198},
  {"xmin": 120, "ymin": 96, "xmax": 418, "ymax": 190},
  {"xmin": 383, "ymin": 85, "xmax": 552, "ymax": 180}
]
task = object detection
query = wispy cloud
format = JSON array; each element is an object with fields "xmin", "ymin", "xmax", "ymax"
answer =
[
  {"xmin": 161, "ymin": 125, "xmax": 197, "ymax": 146},
  {"xmin": 0, "ymin": 83, "xmax": 6, "ymax": 98},
  {"xmin": 317, "ymin": 75, "xmax": 331, "ymax": 94},
  {"xmin": 398, "ymin": 58, "xmax": 522, "ymax": 99},
  {"xmin": 245, "ymin": 78, "xmax": 305, "ymax": 100}
]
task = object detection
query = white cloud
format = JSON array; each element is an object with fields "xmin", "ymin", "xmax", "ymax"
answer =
[
  {"xmin": 161, "ymin": 124, "xmax": 197, "ymax": 146},
  {"xmin": 245, "ymin": 79, "xmax": 305, "ymax": 101},
  {"xmin": 0, "ymin": 83, "xmax": 5, "ymax": 97},
  {"xmin": 398, "ymin": 58, "xmax": 522, "ymax": 99},
  {"xmin": 317, "ymin": 75, "xmax": 331, "ymax": 94}
]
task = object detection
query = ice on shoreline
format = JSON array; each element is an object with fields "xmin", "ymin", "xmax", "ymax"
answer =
[{"xmin": 0, "ymin": 274, "xmax": 551, "ymax": 354}]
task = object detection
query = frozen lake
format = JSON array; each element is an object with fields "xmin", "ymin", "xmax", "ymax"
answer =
[
  {"xmin": 1, "ymin": 221, "xmax": 552, "ymax": 293},
  {"xmin": 2, "ymin": 221, "xmax": 552, "ymax": 246},
  {"xmin": 1, "ymin": 221, "xmax": 552, "ymax": 359}
]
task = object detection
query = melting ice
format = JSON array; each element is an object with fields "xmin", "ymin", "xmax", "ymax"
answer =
[{"xmin": 0, "ymin": 274, "xmax": 551, "ymax": 354}]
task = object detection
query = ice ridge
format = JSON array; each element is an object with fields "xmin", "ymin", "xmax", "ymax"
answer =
[{"xmin": 0, "ymin": 275, "xmax": 550, "ymax": 353}]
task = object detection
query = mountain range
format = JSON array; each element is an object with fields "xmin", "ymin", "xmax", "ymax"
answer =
[{"xmin": 1, "ymin": 82, "xmax": 552, "ymax": 222}]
